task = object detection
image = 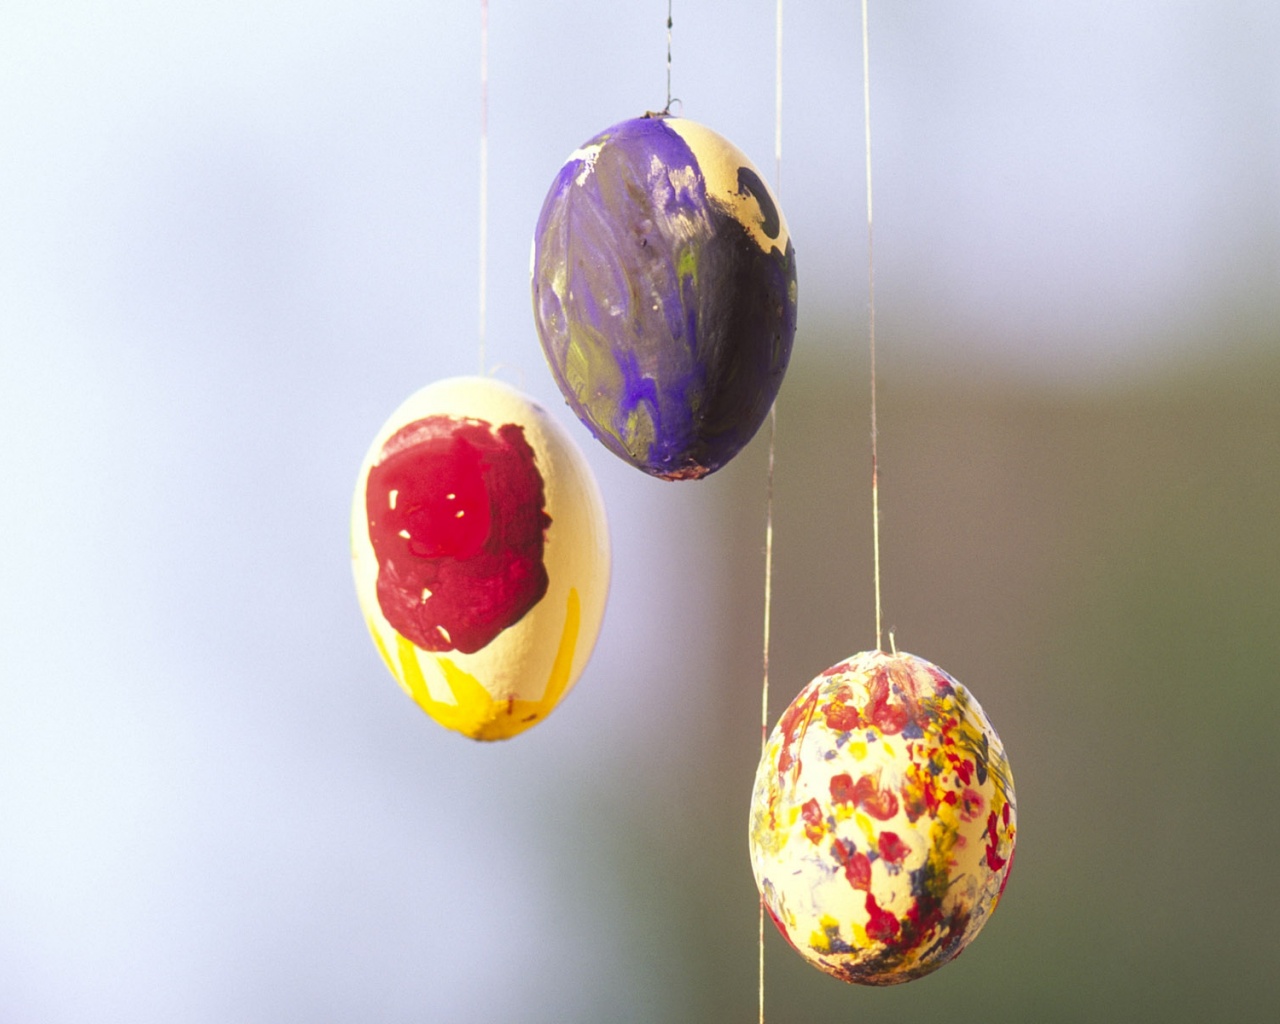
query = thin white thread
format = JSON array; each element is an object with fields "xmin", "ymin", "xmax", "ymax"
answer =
[
  {"xmin": 862, "ymin": 0, "xmax": 883, "ymax": 652},
  {"xmin": 665, "ymin": 0, "xmax": 673, "ymax": 112},
  {"xmin": 774, "ymin": 0, "xmax": 783, "ymax": 195},
  {"xmin": 478, "ymin": 0, "xmax": 489, "ymax": 375},
  {"xmin": 759, "ymin": 4, "xmax": 783, "ymax": 1023},
  {"xmin": 758, "ymin": 412, "xmax": 774, "ymax": 1024}
]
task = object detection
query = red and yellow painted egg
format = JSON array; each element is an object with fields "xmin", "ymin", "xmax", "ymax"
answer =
[
  {"xmin": 749, "ymin": 650, "xmax": 1016, "ymax": 984},
  {"xmin": 351, "ymin": 376, "xmax": 610, "ymax": 741}
]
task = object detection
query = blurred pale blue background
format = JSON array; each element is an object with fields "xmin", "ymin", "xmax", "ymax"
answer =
[{"xmin": 2, "ymin": 2, "xmax": 1277, "ymax": 1021}]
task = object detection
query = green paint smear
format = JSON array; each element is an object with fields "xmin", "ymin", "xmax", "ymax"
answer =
[{"xmin": 676, "ymin": 245, "xmax": 698, "ymax": 285}]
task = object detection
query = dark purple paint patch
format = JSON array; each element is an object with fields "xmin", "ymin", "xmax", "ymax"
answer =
[{"xmin": 366, "ymin": 415, "xmax": 550, "ymax": 654}]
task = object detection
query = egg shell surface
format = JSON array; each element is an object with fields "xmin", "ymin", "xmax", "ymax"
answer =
[
  {"xmin": 351, "ymin": 376, "xmax": 610, "ymax": 741},
  {"xmin": 531, "ymin": 116, "xmax": 798, "ymax": 481},
  {"xmin": 749, "ymin": 650, "xmax": 1016, "ymax": 985}
]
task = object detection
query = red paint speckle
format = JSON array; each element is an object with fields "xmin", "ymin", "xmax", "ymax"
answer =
[
  {"xmin": 832, "ymin": 839, "xmax": 871, "ymax": 890},
  {"xmin": 801, "ymin": 798, "xmax": 825, "ymax": 844},
  {"xmin": 902, "ymin": 891, "xmax": 945, "ymax": 951},
  {"xmin": 902, "ymin": 761, "xmax": 940, "ymax": 822},
  {"xmin": 867, "ymin": 668, "xmax": 910, "ymax": 734},
  {"xmin": 852, "ymin": 773, "xmax": 899, "ymax": 820},
  {"xmin": 984, "ymin": 810, "xmax": 1008, "ymax": 871},
  {"xmin": 822, "ymin": 685, "xmax": 864, "ymax": 731},
  {"xmin": 776, "ymin": 746, "xmax": 793, "ymax": 778},
  {"xmin": 877, "ymin": 831, "xmax": 909, "ymax": 864},
  {"xmin": 823, "ymin": 700, "xmax": 863, "ymax": 733},
  {"xmin": 926, "ymin": 667, "xmax": 956, "ymax": 695},
  {"xmin": 366, "ymin": 415, "xmax": 550, "ymax": 654},
  {"xmin": 864, "ymin": 893, "xmax": 900, "ymax": 942},
  {"xmin": 778, "ymin": 687, "xmax": 816, "ymax": 742},
  {"xmin": 829, "ymin": 773, "xmax": 855, "ymax": 805},
  {"xmin": 765, "ymin": 902, "xmax": 801, "ymax": 951},
  {"xmin": 959, "ymin": 788, "xmax": 984, "ymax": 821},
  {"xmin": 775, "ymin": 686, "xmax": 819, "ymax": 786},
  {"xmin": 946, "ymin": 751, "xmax": 975, "ymax": 786},
  {"xmin": 997, "ymin": 843, "xmax": 1016, "ymax": 899}
]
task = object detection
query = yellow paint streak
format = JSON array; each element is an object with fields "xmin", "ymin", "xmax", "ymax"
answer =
[
  {"xmin": 541, "ymin": 586, "xmax": 582, "ymax": 713},
  {"xmin": 366, "ymin": 617, "xmax": 409, "ymax": 696},
  {"xmin": 398, "ymin": 589, "xmax": 583, "ymax": 741},
  {"xmin": 395, "ymin": 633, "xmax": 434, "ymax": 706},
  {"xmin": 854, "ymin": 810, "xmax": 877, "ymax": 848},
  {"xmin": 621, "ymin": 401, "xmax": 657, "ymax": 457},
  {"xmin": 846, "ymin": 740, "xmax": 868, "ymax": 761}
]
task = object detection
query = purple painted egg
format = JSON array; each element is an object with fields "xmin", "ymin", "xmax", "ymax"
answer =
[
  {"xmin": 749, "ymin": 651, "xmax": 1016, "ymax": 984},
  {"xmin": 531, "ymin": 116, "xmax": 797, "ymax": 480}
]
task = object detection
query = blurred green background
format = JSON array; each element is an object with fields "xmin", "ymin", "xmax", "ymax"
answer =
[{"xmin": 582, "ymin": 324, "xmax": 1280, "ymax": 1022}]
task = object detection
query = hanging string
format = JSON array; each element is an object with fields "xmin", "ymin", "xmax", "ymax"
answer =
[
  {"xmin": 758, "ymin": 443, "xmax": 775, "ymax": 1023},
  {"xmin": 665, "ymin": 0, "xmax": 674, "ymax": 113},
  {"xmin": 861, "ymin": 0, "xmax": 883, "ymax": 652},
  {"xmin": 774, "ymin": 0, "xmax": 783, "ymax": 196},
  {"xmin": 478, "ymin": 0, "xmax": 489, "ymax": 375},
  {"xmin": 759, "ymin": 3, "xmax": 783, "ymax": 1022}
]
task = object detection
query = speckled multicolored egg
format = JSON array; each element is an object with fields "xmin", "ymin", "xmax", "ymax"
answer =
[
  {"xmin": 351, "ymin": 377, "xmax": 610, "ymax": 741},
  {"xmin": 749, "ymin": 650, "xmax": 1016, "ymax": 985},
  {"xmin": 531, "ymin": 115, "xmax": 797, "ymax": 481}
]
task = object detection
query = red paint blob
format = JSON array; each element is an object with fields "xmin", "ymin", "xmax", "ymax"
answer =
[
  {"xmin": 823, "ymin": 694, "xmax": 864, "ymax": 733},
  {"xmin": 366, "ymin": 415, "xmax": 550, "ymax": 654},
  {"xmin": 877, "ymin": 831, "xmax": 909, "ymax": 865},
  {"xmin": 801, "ymin": 798, "xmax": 825, "ymax": 844},
  {"xmin": 867, "ymin": 668, "xmax": 910, "ymax": 734},
  {"xmin": 775, "ymin": 686, "xmax": 819, "ymax": 784},
  {"xmin": 864, "ymin": 893, "xmax": 900, "ymax": 942},
  {"xmin": 833, "ymin": 839, "xmax": 871, "ymax": 891},
  {"xmin": 852, "ymin": 773, "xmax": 900, "ymax": 821},
  {"xmin": 765, "ymin": 902, "xmax": 802, "ymax": 952},
  {"xmin": 959, "ymin": 788, "xmax": 985, "ymax": 822},
  {"xmin": 997, "ymin": 844, "xmax": 1016, "ymax": 899},
  {"xmin": 946, "ymin": 750, "xmax": 976, "ymax": 786},
  {"xmin": 903, "ymin": 891, "xmax": 945, "ymax": 949},
  {"xmin": 984, "ymin": 810, "xmax": 1008, "ymax": 871}
]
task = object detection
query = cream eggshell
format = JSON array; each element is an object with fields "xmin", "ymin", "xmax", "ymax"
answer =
[
  {"xmin": 749, "ymin": 650, "xmax": 1016, "ymax": 984},
  {"xmin": 351, "ymin": 376, "xmax": 610, "ymax": 741},
  {"xmin": 662, "ymin": 117, "xmax": 792, "ymax": 255}
]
